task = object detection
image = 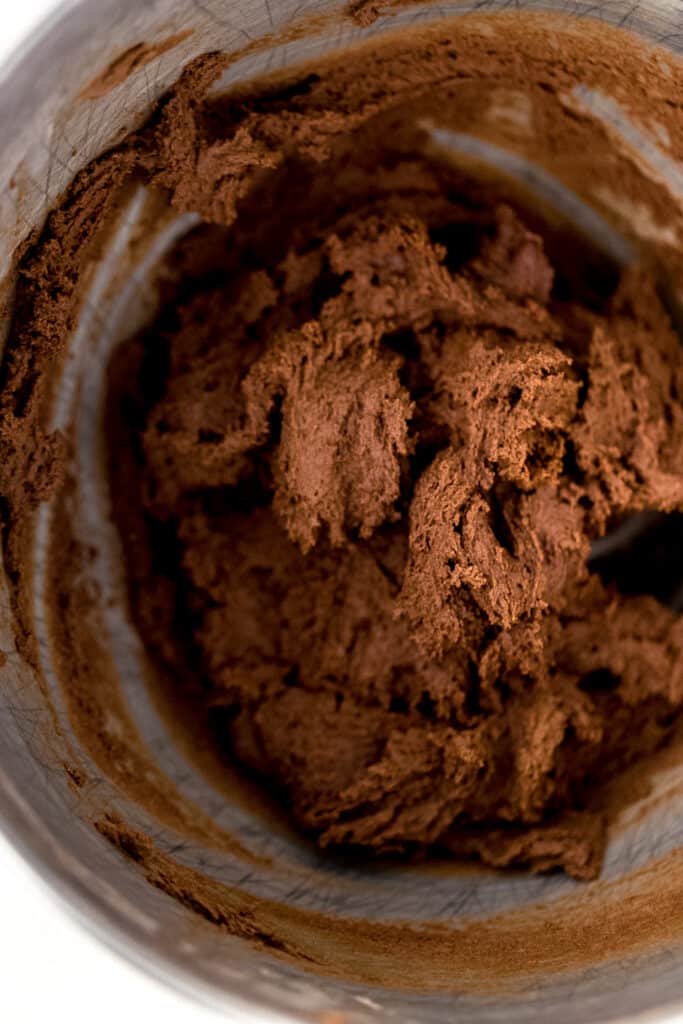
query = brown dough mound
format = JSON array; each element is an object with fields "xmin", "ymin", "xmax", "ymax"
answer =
[{"xmin": 135, "ymin": 197, "xmax": 683, "ymax": 881}]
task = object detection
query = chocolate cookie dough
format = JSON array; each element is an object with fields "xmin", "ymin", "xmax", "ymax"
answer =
[
  {"xmin": 3, "ymin": 15, "xmax": 683, "ymax": 884},
  {"xmin": 130, "ymin": 194, "xmax": 683, "ymax": 880},
  {"xmin": 126, "ymin": 88, "xmax": 683, "ymax": 879}
]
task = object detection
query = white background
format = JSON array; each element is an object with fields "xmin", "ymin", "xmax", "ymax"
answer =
[
  {"xmin": 0, "ymin": 2, "xmax": 220, "ymax": 1021},
  {"xmin": 0, "ymin": 3, "xmax": 682, "ymax": 1024}
]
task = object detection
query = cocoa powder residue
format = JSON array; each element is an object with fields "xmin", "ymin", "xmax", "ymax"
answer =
[
  {"xmin": 78, "ymin": 31, "xmax": 194, "ymax": 100},
  {"xmin": 348, "ymin": 0, "xmax": 382, "ymax": 26},
  {"xmin": 94, "ymin": 810, "xmax": 683, "ymax": 994}
]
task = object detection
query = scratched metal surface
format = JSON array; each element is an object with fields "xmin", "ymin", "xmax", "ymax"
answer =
[{"xmin": 0, "ymin": 2, "xmax": 682, "ymax": 1022}]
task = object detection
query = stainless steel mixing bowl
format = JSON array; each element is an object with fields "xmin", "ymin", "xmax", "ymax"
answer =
[{"xmin": 1, "ymin": 2, "xmax": 683, "ymax": 1021}]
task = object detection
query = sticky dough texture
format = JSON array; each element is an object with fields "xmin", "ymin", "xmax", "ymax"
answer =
[{"xmin": 141, "ymin": 198, "xmax": 683, "ymax": 880}]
